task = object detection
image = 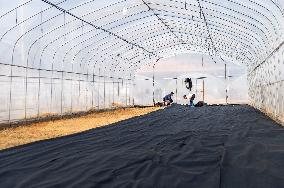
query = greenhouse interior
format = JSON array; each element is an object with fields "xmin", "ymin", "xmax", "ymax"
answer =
[{"xmin": 0, "ymin": 0, "xmax": 284, "ymax": 187}]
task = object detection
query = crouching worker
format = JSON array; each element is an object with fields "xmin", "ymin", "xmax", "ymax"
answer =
[
  {"xmin": 163, "ymin": 92, "xmax": 174, "ymax": 106},
  {"xmin": 195, "ymin": 101, "xmax": 205, "ymax": 107},
  {"xmin": 185, "ymin": 94, "xmax": 206, "ymax": 107}
]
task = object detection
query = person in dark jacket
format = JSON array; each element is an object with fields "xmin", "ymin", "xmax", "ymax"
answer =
[{"xmin": 163, "ymin": 92, "xmax": 174, "ymax": 106}]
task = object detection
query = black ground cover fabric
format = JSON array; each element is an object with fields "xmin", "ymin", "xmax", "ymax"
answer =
[{"xmin": 0, "ymin": 104, "xmax": 283, "ymax": 188}]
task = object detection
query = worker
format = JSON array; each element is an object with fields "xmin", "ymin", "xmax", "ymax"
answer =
[
  {"xmin": 195, "ymin": 101, "xmax": 205, "ymax": 107},
  {"xmin": 163, "ymin": 92, "xmax": 174, "ymax": 106},
  {"xmin": 189, "ymin": 94, "xmax": 195, "ymax": 107},
  {"xmin": 183, "ymin": 94, "xmax": 188, "ymax": 105},
  {"xmin": 185, "ymin": 78, "xmax": 193, "ymax": 91}
]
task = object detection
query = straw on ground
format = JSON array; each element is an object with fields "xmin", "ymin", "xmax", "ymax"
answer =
[{"xmin": 0, "ymin": 107, "xmax": 159, "ymax": 150}]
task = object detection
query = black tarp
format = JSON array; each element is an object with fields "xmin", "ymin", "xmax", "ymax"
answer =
[{"xmin": 0, "ymin": 104, "xmax": 283, "ymax": 188}]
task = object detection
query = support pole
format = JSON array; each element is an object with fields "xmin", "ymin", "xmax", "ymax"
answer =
[
  {"xmin": 70, "ymin": 63, "xmax": 74, "ymax": 112},
  {"xmin": 37, "ymin": 69, "xmax": 41, "ymax": 118},
  {"xmin": 60, "ymin": 71, "xmax": 63, "ymax": 114},
  {"xmin": 50, "ymin": 64, "xmax": 53, "ymax": 114},
  {"xmin": 109, "ymin": 78, "xmax": 111, "ymax": 108},
  {"xmin": 225, "ymin": 63, "xmax": 227, "ymax": 80},
  {"xmin": 92, "ymin": 67, "xmax": 95, "ymax": 109},
  {"xmin": 112, "ymin": 79, "xmax": 114, "ymax": 106},
  {"xmin": 202, "ymin": 79, "xmax": 205, "ymax": 102},
  {"xmin": 132, "ymin": 82, "xmax": 135, "ymax": 106},
  {"xmin": 152, "ymin": 58, "xmax": 160, "ymax": 106},
  {"xmin": 98, "ymin": 68, "xmax": 100, "ymax": 109},
  {"xmin": 8, "ymin": 66, "xmax": 13, "ymax": 123},
  {"xmin": 225, "ymin": 63, "xmax": 228, "ymax": 104},
  {"xmin": 126, "ymin": 80, "xmax": 128, "ymax": 106},
  {"xmin": 103, "ymin": 74, "xmax": 106, "ymax": 109},
  {"xmin": 226, "ymin": 89, "xmax": 228, "ymax": 104},
  {"xmin": 152, "ymin": 64, "xmax": 155, "ymax": 106},
  {"xmin": 78, "ymin": 63, "xmax": 81, "ymax": 110},
  {"xmin": 118, "ymin": 80, "xmax": 120, "ymax": 97},
  {"xmin": 175, "ymin": 78, "xmax": 178, "ymax": 103},
  {"xmin": 85, "ymin": 69, "xmax": 88, "ymax": 111},
  {"xmin": 195, "ymin": 79, "xmax": 198, "ymax": 95},
  {"xmin": 24, "ymin": 61, "xmax": 28, "ymax": 122},
  {"xmin": 129, "ymin": 74, "xmax": 132, "ymax": 106}
]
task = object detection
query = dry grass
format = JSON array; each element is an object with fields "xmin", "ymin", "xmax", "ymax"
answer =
[{"xmin": 0, "ymin": 107, "xmax": 160, "ymax": 150}]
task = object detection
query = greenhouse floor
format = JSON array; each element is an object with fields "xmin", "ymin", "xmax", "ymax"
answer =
[
  {"xmin": 0, "ymin": 107, "xmax": 159, "ymax": 150},
  {"xmin": 0, "ymin": 104, "xmax": 284, "ymax": 188}
]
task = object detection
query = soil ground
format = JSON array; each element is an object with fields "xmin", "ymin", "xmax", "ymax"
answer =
[{"xmin": 0, "ymin": 107, "xmax": 159, "ymax": 150}]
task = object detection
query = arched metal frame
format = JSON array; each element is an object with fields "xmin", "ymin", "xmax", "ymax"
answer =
[
  {"xmin": 0, "ymin": 0, "xmax": 284, "ymax": 123},
  {"xmin": 1, "ymin": 0, "xmax": 283, "ymax": 76}
]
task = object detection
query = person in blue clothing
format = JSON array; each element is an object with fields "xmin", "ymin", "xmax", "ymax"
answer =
[
  {"xmin": 184, "ymin": 94, "xmax": 205, "ymax": 107},
  {"xmin": 163, "ymin": 92, "xmax": 174, "ymax": 106},
  {"xmin": 189, "ymin": 94, "xmax": 195, "ymax": 107}
]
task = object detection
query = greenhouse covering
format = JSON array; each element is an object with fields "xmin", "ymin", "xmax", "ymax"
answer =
[{"xmin": 0, "ymin": 0, "xmax": 283, "ymax": 124}]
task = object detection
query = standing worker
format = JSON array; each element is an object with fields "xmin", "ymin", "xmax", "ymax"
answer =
[
  {"xmin": 189, "ymin": 94, "xmax": 195, "ymax": 107},
  {"xmin": 163, "ymin": 92, "xmax": 174, "ymax": 106}
]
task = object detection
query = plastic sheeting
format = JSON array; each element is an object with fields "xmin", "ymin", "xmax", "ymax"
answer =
[
  {"xmin": 134, "ymin": 53, "xmax": 249, "ymax": 105},
  {"xmin": 0, "ymin": 0, "xmax": 283, "ymax": 124},
  {"xmin": 248, "ymin": 43, "xmax": 284, "ymax": 123}
]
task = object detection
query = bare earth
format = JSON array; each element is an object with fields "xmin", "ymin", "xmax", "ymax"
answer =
[{"xmin": 0, "ymin": 107, "xmax": 159, "ymax": 150}]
